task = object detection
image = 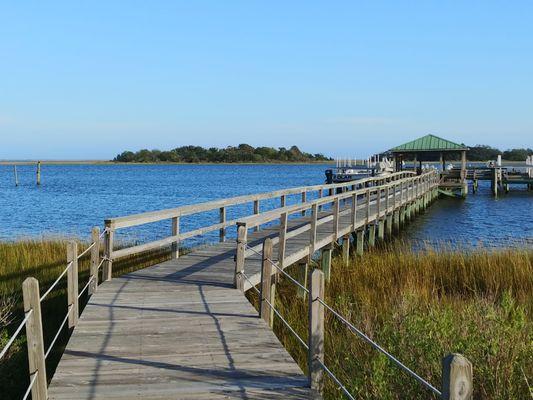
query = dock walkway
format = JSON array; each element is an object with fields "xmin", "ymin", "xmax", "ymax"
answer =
[{"xmin": 13, "ymin": 171, "xmax": 441, "ymax": 400}]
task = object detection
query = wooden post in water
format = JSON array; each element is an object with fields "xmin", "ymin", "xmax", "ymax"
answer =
[
  {"xmin": 171, "ymin": 216, "xmax": 180, "ymax": 259},
  {"xmin": 89, "ymin": 227, "xmax": 100, "ymax": 295},
  {"xmin": 260, "ymin": 238, "xmax": 275, "ymax": 327},
  {"xmin": 308, "ymin": 269, "xmax": 324, "ymax": 393},
  {"xmin": 36, "ymin": 161, "xmax": 41, "ymax": 185},
  {"xmin": 67, "ymin": 241, "xmax": 79, "ymax": 328},
  {"xmin": 301, "ymin": 191, "xmax": 307, "ymax": 216},
  {"xmin": 13, "ymin": 165, "xmax": 18, "ymax": 186},
  {"xmin": 442, "ymin": 354, "xmax": 473, "ymax": 400},
  {"xmin": 22, "ymin": 278, "xmax": 48, "ymax": 400}
]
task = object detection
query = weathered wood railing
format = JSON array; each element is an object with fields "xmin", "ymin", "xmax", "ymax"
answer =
[
  {"xmin": 241, "ymin": 237, "xmax": 474, "ymax": 399},
  {"xmin": 234, "ymin": 170, "xmax": 440, "ymax": 290},
  {"xmin": 102, "ymin": 171, "xmax": 416, "ymax": 276},
  {"xmin": 0, "ymin": 229, "xmax": 106, "ymax": 400}
]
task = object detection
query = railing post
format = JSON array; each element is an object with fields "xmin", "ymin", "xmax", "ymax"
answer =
[
  {"xmin": 301, "ymin": 191, "xmax": 307, "ymax": 216},
  {"xmin": 350, "ymin": 192, "xmax": 357, "ymax": 231},
  {"xmin": 171, "ymin": 216, "xmax": 180, "ymax": 259},
  {"xmin": 280, "ymin": 194, "xmax": 286, "ymax": 207},
  {"xmin": 278, "ymin": 212, "xmax": 288, "ymax": 268},
  {"xmin": 310, "ymin": 203, "xmax": 318, "ymax": 254},
  {"xmin": 253, "ymin": 200, "xmax": 260, "ymax": 232},
  {"xmin": 308, "ymin": 269, "xmax": 324, "ymax": 393},
  {"xmin": 318, "ymin": 189, "xmax": 323, "ymax": 211},
  {"xmin": 22, "ymin": 278, "xmax": 48, "ymax": 400},
  {"xmin": 235, "ymin": 224, "xmax": 247, "ymax": 290},
  {"xmin": 89, "ymin": 226, "xmax": 100, "ymax": 295},
  {"xmin": 365, "ymin": 189, "xmax": 370, "ymax": 224},
  {"xmin": 260, "ymin": 238, "xmax": 274, "ymax": 327},
  {"xmin": 103, "ymin": 222, "xmax": 114, "ymax": 281},
  {"xmin": 332, "ymin": 198, "xmax": 339, "ymax": 240},
  {"xmin": 67, "ymin": 241, "xmax": 79, "ymax": 328},
  {"xmin": 442, "ymin": 353, "xmax": 473, "ymax": 400},
  {"xmin": 219, "ymin": 206, "xmax": 226, "ymax": 242}
]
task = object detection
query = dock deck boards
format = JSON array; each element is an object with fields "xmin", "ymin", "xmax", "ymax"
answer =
[
  {"xmin": 48, "ymin": 180, "xmax": 427, "ymax": 399},
  {"xmin": 48, "ymin": 237, "xmax": 315, "ymax": 399}
]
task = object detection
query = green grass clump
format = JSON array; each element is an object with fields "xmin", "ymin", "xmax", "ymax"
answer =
[
  {"xmin": 0, "ymin": 238, "xmax": 171, "ymax": 399},
  {"xmin": 248, "ymin": 244, "xmax": 532, "ymax": 399}
]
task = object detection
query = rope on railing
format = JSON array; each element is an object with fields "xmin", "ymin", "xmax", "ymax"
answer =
[
  {"xmin": 39, "ymin": 261, "xmax": 73, "ymax": 302},
  {"xmin": 22, "ymin": 372, "xmax": 38, "ymax": 400},
  {"xmin": 240, "ymin": 271, "xmax": 309, "ymax": 351},
  {"xmin": 77, "ymin": 241, "xmax": 96, "ymax": 259},
  {"xmin": 315, "ymin": 358, "xmax": 355, "ymax": 400},
  {"xmin": 245, "ymin": 244, "xmax": 309, "ymax": 294},
  {"xmin": 0, "ymin": 309, "xmax": 33, "ymax": 361},
  {"xmin": 44, "ymin": 304, "xmax": 74, "ymax": 359},
  {"xmin": 78, "ymin": 276, "xmax": 94, "ymax": 299},
  {"xmin": 99, "ymin": 227, "xmax": 108, "ymax": 239},
  {"xmin": 316, "ymin": 297, "xmax": 442, "ymax": 397}
]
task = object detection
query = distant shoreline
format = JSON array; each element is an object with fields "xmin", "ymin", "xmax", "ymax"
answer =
[{"xmin": 0, "ymin": 160, "xmax": 334, "ymax": 166}]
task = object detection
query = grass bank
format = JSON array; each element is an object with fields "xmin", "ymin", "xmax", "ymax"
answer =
[
  {"xmin": 0, "ymin": 239, "xmax": 171, "ymax": 399},
  {"xmin": 248, "ymin": 244, "xmax": 532, "ymax": 399}
]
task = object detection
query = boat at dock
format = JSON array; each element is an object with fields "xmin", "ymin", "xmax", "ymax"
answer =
[{"xmin": 325, "ymin": 157, "xmax": 394, "ymax": 183}]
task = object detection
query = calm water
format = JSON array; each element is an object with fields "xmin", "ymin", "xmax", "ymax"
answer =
[{"xmin": 0, "ymin": 164, "xmax": 531, "ymax": 248}]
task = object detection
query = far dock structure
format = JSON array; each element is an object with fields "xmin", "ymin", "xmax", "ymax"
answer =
[
  {"xmin": 389, "ymin": 134, "xmax": 533, "ymax": 197},
  {"xmin": 390, "ymin": 134, "xmax": 469, "ymax": 197},
  {"xmin": 2, "ymin": 170, "xmax": 475, "ymax": 399}
]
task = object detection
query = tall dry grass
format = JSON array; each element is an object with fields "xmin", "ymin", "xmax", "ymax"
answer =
[
  {"xmin": 248, "ymin": 243, "xmax": 532, "ymax": 399},
  {"xmin": 0, "ymin": 238, "xmax": 171, "ymax": 399}
]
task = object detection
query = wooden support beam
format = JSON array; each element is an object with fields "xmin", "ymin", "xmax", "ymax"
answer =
[
  {"xmin": 13, "ymin": 165, "xmax": 18, "ymax": 186},
  {"xmin": 253, "ymin": 200, "xmax": 260, "ymax": 231},
  {"xmin": 260, "ymin": 238, "xmax": 274, "ymax": 327},
  {"xmin": 67, "ymin": 241, "xmax": 79, "ymax": 328},
  {"xmin": 301, "ymin": 191, "xmax": 307, "ymax": 216},
  {"xmin": 442, "ymin": 353, "xmax": 473, "ymax": 400},
  {"xmin": 368, "ymin": 223, "xmax": 376, "ymax": 247},
  {"xmin": 321, "ymin": 246, "xmax": 332, "ymax": 281},
  {"xmin": 308, "ymin": 269, "xmax": 324, "ymax": 393},
  {"xmin": 297, "ymin": 262, "xmax": 309, "ymax": 299},
  {"xmin": 342, "ymin": 235, "xmax": 350, "ymax": 266},
  {"xmin": 332, "ymin": 198, "xmax": 340, "ymax": 241},
  {"xmin": 22, "ymin": 278, "xmax": 48, "ymax": 400},
  {"xmin": 309, "ymin": 203, "xmax": 318, "ymax": 254},
  {"xmin": 386, "ymin": 214, "xmax": 393, "ymax": 237},
  {"xmin": 356, "ymin": 230, "xmax": 364, "ymax": 256},
  {"xmin": 378, "ymin": 219, "xmax": 385, "ymax": 241},
  {"xmin": 89, "ymin": 227, "xmax": 100, "ymax": 295}
]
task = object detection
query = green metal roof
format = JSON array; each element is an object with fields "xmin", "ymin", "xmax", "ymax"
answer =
[{"xmin": 390, "ymin": 134, "xmax": 467, "ymax": 152}]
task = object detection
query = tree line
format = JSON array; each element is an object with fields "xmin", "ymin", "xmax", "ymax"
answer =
[
  {"xmin": 467, "ymin": 145, "xmax": 532, "ymax": 161},
  {"xmin": 113, "ymin": 144, "xmax": 332, "ymax": 163}
]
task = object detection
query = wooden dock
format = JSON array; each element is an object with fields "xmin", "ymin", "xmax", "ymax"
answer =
[{"xmin": 10, "ymin": 171, "xmax": 460, "ymax": 400}]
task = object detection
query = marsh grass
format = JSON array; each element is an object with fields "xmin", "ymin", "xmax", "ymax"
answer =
[
  {"xmin": 247, "ymin": 243, "xmax": 532, "ymax": 399},
  {"xmin": 0, "ymin": 238, "xmax": 172, "ymax": 399}
]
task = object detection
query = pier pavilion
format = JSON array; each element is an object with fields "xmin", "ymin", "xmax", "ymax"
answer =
[{"xmin": 390, "ymin": 134, "xmax": 469, "ymax": 196}]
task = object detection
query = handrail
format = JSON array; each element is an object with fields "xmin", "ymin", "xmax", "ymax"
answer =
[
  {"xmin": 39, "ymin": 261, "xmax": 73, "ymax": 302},
  {"xmin": 106, "ymin": 171, "xmax": 418, "ymax": 261},
  {"xmin": 105, "ymin": 171, "xmax": 415, "ymax": 229},
  {"xmin": 0, "ymin": 309, "xmax": 33, "ymax": 361}
]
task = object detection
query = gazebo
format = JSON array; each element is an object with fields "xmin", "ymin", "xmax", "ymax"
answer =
[{"xmin": 389, "ymin": 134, "xmax": 468, "ymax": 179}]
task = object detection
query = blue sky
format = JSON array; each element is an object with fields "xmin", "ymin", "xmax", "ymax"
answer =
[{"xmin": 1, "ymin": 1, "xmax": 531, "ymax": 159}]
